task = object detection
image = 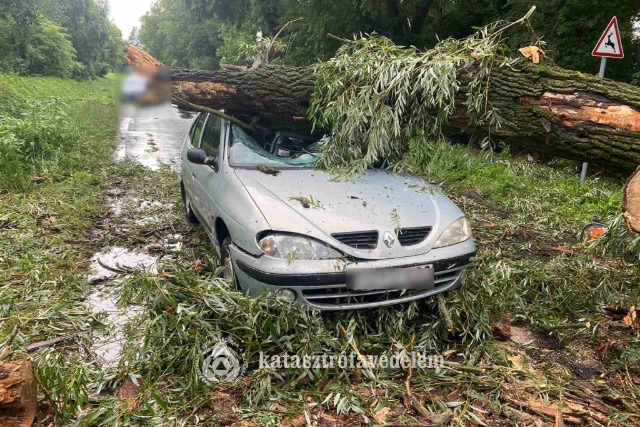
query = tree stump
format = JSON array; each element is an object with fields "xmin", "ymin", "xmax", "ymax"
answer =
[
  {"xmin": 0, "ymin": 361, "xmax": 37, "ymax": 427},
  {"xmin": 623, "ymin": 166, "xmax": 640, "ymax": 234}
]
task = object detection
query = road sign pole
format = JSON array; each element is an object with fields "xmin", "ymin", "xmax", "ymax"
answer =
[
  {"xmin": 580, "ymin": 57, "xmax": 608, "ymax": 186},
  {"xmin": 598, "ymin": 57, "xmax": 608, "ymax": 78}
]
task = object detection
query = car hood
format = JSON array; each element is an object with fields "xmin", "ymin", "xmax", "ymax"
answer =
[{"xmin": 234, "ymin": 168, "xmax": 465, "ymax": 259}]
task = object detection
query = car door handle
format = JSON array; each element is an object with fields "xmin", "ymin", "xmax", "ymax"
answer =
[{"xmin": 192, "ymin": 172, "xmax": 196, "ymax": 178}]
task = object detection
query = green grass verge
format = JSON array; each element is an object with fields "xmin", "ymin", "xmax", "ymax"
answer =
[{"xmin": 0, "ymin": 73, "xmax": 119, "ymax": 368}]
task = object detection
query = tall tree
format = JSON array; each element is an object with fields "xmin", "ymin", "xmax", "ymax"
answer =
[
  {"xmin": 137, "ymin": 0, "xmax": 639, "ymax": 83},
  {"xmin": 24, "ymin": 15, "xmax": 81, "ymax": 78}
]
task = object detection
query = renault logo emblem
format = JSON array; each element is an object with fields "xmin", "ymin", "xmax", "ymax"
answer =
[{"xmin": 383, "ymin": 232, "xmax": 395, "ymax": 248}]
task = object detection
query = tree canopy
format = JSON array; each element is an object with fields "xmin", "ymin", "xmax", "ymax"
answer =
[
  {"xmin": 0, "ymin": 0, "xmax": 125, "ymax": 79},
  {"xmin": 138, "ymin": 0, "xmax": 639, "ymax": 83}
]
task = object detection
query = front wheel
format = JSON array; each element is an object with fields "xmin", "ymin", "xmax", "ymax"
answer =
[
  {"xmin": 180, "ymin": 181, "xmax": 198, "ymax": 224},
  {"xmin": 221, "ymin": 237, "xmax": 239, "ymax": 290}
]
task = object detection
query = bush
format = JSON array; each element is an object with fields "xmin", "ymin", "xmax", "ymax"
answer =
[{"xmin": 0, "ymin": 98, "xmax": 77, "ymax": 191}]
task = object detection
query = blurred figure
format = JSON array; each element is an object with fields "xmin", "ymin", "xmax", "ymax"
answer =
[{"xmin": 121, "ymin": 69, "xmax": 149, "ymax": 103}]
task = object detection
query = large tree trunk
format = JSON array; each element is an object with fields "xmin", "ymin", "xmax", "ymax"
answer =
[
  {"xmin": 127, "ymin": 47, "xmax": 640, "ymax": 233},
  {"xmin": 486, "ymin": 67, "xmax": 640, "ymax": 171},
  {"xmin": 171, "ymin": 66, "xmax": 315, "ymax": 131},
  {"xmin": 130, "ymin": 54, "xmax": 640, "ymax": 172}
]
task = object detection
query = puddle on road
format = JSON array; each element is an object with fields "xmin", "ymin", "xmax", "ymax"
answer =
[
  {"xmin": 116, "ymin": 103, "xmax": 195, "ymax": 170},
  {"xmin": 107, "ymin": 189, "xmax": 168, "ymax": 226},
  {"xmin": 88, "ymin": 246, "xmax": 157, "ymax": 282},
  {"xmin": 88, "ymin": 247, "xmax": 157, "ymax": 367},
  {"xmin": 88, "ymin": 285, "xmax": 144, "ymax": 368}
]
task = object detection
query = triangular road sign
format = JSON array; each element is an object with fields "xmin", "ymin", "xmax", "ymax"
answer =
[{"xmin": 592, "ymin": 17, "xmax": 624, "ymax": 59}]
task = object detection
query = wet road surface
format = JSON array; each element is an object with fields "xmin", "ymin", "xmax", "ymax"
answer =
[
  {"xmin": 89, "ymin": 102, "xmax": 195, "ymax": 367},
  {"xmin": 116, "ymin": 102, "xmax": 196, "ymax": 169}
]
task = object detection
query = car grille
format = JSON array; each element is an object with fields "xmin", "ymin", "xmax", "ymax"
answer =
[
  {"xmin": 302, "ymin": 261, "xmax": 467, "ymax": 309},
  {"xmin": 398, "ymin": 227, "xmax": 432, "ymax": 246},
  {"xmin": 331, "ymin": 231, "xmax": 379, "ymax": 249}
]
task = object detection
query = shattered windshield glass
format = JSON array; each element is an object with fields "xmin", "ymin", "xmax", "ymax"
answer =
[{"xmin": 229, "ymin": 125, "xmax": 325, "ymax": 168}]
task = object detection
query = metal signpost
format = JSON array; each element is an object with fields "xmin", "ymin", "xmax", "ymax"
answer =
[{"xmin": 581, "ymin": 17, "xmax": 625, "ymax": 186}]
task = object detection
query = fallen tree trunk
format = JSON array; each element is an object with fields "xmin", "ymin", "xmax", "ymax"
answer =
[
  {"xmin": 126, "ymin": 47, "xmax": 640, "ymax": 233},
  {"xmin": 169, "ymin": 66, "xmax": 314, "ymax": 131},
  {"xmin": 128, "ymin": 52, "xmax": 640, "ymax": 171}
]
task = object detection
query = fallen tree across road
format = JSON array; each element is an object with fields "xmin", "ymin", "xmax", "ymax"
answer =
[
  {"xmin": 125, "ymin": 54, "xmax": 640, "ymax": 173},
  {"xmin": 125, "ymin": 10, "xmax": 640, "ymax": 235}
]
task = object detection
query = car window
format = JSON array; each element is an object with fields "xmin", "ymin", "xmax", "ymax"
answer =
[
  {"xmin": 229, "ymin": 125, "xmax": 324, "ymax": 169},
  {"xmin": 189, "ymin": 113, "xmax": 206, "ymax": 146},
  {"xmin": 200, "ymin": 114, "xmax": 221, "ymax": 156}
]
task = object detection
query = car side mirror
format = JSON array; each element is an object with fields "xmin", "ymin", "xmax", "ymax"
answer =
[
  {"xmin": 187, "ymin": 148, "xmax": 208, "ymax": 164},
  {"xmin": 187, "ymin": 148, "xmax": 218, "ymax": 171}
]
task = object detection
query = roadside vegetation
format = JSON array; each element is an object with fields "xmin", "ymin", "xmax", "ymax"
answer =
[
  {"xmin": 1, "ymin": 0, "xmax": 125, "ymax": 79},
  {"xmin": 0, "ymin": 73, "xmax": 120, "ymax": 422}
]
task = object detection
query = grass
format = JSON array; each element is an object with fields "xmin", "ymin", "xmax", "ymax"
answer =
[
  {"xmin": 0, "ymin": 73, "xmax": 120, "ymax": 192},
  {"xmin": 0, "ymin": 73, "xmax": 121, "ymax": 423}
]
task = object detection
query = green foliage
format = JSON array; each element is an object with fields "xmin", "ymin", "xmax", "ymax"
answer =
[
  {"xmin": 0, "ymin": 0, "xmax": 125, "ymax": 79},
  {"xmin": 137, "ymin": 0, "xmax": 639, "ymax": 83},
  {"xmin": 139, "ymin": 0, "xmax": 234, "ymax": 70},
  {"xmin": 0, "ymin": 73, "xmax": 120, "ymax": 191},
  {"xmin": 215, "ymin": 24, "xmax": 257, "ymax": 65},
  {"xmin": 0, "ymin": 98, "xmax": 75, "ymax": 188},
  {"xmin": 24, "ymin": 16, "xmax": 82, "ymax": 78},
  {"xmin": 0, "ymin": 73, "xmax": 119, "ymax": 422},
  {"xmin": 309, "ymin": 15, "xmax": 530, "ymax": 172},
  {"xmin": 504, "ymin": 0, "xmax": 639, "ymax": 82}
]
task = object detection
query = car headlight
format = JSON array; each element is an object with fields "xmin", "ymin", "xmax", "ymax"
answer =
[
  {"xmin": 258, "ymin": 234, "xmax": 342, "ymax": 260},
  {"xmin": 433, "ymin": 217, "xmax": 472, "ymax": 249}
]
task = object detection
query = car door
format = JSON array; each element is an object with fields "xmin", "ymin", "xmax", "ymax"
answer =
[
  {"xmin": 192, "ymin": 113, "xmax": 223, "ymax": 232},
  {"xmin": 182, "ymin": 113, "xmax": 207, "ymax": 210}
]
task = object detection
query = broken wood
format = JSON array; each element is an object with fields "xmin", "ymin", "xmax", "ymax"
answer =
[
  {"xmin": 623, "ymin": 166, "xmax": 640, "ymax": 233},
  {"xmin": 0, "ymin": 361, "xmax": 37, "ymax": 427},
  {"xmin": 26, "ymin": 335, "xmax": 73, "ymax": 353}
]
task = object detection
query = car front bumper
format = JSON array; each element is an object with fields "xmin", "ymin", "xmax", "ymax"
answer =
[{"xmin": 229, "ymin": 239, "xmax": 476, "ymax": 310}]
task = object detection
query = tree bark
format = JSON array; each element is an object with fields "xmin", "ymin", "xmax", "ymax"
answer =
[
  {"xmin": 170, "ymin": 66, "xmax": 314, "ymax": 131},
  {"xmin": 486, "ymin": 66, "xmax": 640, "ymax": 171},
  {"xmin": 0, "ymin": 361, "xmax": 37, "ymax": 427}
]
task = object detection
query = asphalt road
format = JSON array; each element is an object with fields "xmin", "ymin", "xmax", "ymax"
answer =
[{"xmin": 116, "ymin": 102, "xmax": 196, "ymax": 170}]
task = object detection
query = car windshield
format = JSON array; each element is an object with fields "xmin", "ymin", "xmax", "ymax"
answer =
[{"xmin": 229, "ymin": 125, "xmax": 324, "ymax": 169}]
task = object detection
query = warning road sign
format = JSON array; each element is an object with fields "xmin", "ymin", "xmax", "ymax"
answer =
[{"xmin": 592, "ymin": 17, "xmax": 624, "ymax": 59}]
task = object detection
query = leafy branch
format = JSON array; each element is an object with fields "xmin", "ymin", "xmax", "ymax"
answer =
[{"xmin": 310, "ymin": 7, "xmax": 538, "ymax": 174}]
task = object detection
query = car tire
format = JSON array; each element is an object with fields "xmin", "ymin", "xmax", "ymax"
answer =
[
  {"xmin": 181, "ymin": 181, "xmax": 199, "ymax": 224},
  {"xmin": 221, "ymin": 237, "xmax": 240, "ymax": 290}
]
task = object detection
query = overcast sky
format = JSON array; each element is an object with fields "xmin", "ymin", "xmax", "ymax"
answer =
[{"xmin": 109, "ymin": 0, "xmax": 155, "ymax": 38}]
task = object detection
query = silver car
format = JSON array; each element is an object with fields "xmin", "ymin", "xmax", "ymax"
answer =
[{"xmin": 180, "ymin": 112, "xmax": 476, "ymax": 310}]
